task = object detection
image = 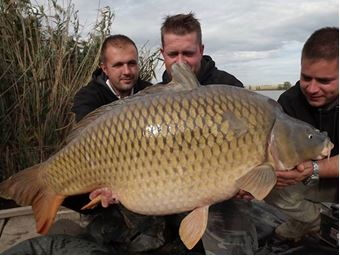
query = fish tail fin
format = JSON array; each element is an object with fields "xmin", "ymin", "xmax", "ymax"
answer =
[{"xmin": 0, "ymin": 164, "xmax": 65, "ymax": 234}]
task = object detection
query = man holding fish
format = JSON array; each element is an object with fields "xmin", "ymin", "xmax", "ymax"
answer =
[
  {"xmin": 266, "ymin": 27, "xmax": 339, "ymax": 241},
  {"xmin": 62, "ymin": 34, "xmax": 152, "ymax": 214}
]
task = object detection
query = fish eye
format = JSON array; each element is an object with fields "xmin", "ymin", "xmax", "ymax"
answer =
[{"xmin": 308, "ymin": 134, "xmax": 313, "ymax": 139}]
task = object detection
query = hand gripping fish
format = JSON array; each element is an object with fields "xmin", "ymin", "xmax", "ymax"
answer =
[{"xmin": 0, "ymin": 63, "xmax": 333, "ymax": 249}]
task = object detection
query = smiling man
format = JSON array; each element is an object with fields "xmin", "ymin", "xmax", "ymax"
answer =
[
  {"xmin": 64, "ymin": 34, "xmax": 152, "ymax": 217},
  {"xmin": 300, "ymin": 55, "xmax": 338, "ymax": 108},
  {"xmin": 72, "ymin": 34, "xmax": 151, "ymax": 122},
  {"xmin": 266, "ymin": 27, "xmax": 339, "ymax": 241}
]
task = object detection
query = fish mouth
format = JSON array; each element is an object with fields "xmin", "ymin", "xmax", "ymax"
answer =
[{"xmin": 315, "ymin": 140, "xmax": 334, "ymax": 160}]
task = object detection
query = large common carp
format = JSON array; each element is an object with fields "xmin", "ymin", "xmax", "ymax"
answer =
[{"xmin": 0, "ymin": 63, "xmax": 333, "ymax": 249}]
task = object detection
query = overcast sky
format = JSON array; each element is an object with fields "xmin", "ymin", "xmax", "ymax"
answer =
[{"xmin": 37, "ymin": 0, "xmax": 338, "ymax": 85}]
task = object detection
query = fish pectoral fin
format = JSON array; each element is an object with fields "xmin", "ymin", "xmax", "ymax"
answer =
[
  {"xmin": 33, "ymin": 193, "xmax": 65, "ymax": 234},
  {"xmin": 236, "ymin": 164, "xmax": 276, "ymax": 200},
  {"xmin": 81, "ymin": 195, "xmax": 102, "ymax": 210},
  {"xmin": 179, "ymin": 205, "xmax": 209, "ymax": 250}
]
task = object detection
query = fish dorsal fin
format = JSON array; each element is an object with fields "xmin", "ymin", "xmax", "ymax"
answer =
[
  {"xmin": 136, "ymin": 63, "xmax": 200, "ymax": 96},
  {"xmin": 236, "ymin": 164, "xmax": 276, "ymax": 200},
  {"xmin": 179, "ymin": 205, "xmax": 209, "ymax": 249},
  {"xmin": 171, "ymin": 62, "xmax": 200, "ymax": 90}
]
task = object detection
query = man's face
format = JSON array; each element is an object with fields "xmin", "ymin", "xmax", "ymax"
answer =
[
  {"xmin": 101, "ymin": 44, "xmax": 139, "ymax": 97},
  {"xmin": 300, "ymin": 57, "xmax": 339, "ymax": 108},
  {"xmin": 161, "ymin": 32, "xmax": 204, "ymax": 77}
]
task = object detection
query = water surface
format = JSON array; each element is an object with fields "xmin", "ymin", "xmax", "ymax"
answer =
[{"xmin": 254, "ymin": 90, "xmax": 285, "ymax": 101}]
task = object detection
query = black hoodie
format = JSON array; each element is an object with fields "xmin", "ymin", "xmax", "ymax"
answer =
[
  {"xmin": 71, "ymin": 68, "xmax": 151, "ymax": 122},
  {"xmin": 161, "ymin": 55, "xmax": 243, "ymax": 87}
]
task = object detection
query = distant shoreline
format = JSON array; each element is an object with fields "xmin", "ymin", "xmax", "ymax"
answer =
[
  {"xmin": 248, "ymin": 87, "xmax": 285, "ymax": 91},
  {"xmin": 247, "ymin": 83, "xmax": 291, "ymax": 91},
  {"xmin": 255, "ymin": 90, "xmax": 284, "ymax": 101}
]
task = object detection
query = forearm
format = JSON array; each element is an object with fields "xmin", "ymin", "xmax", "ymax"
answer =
[
  {"xmin": 275, "ymin": 155, "xmax": 338, "ymax": 188},
  {"xmin": 317, "ymin": 155, "xmax": 339, "ymax": 178}
]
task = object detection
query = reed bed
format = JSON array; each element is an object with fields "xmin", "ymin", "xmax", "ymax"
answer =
[{"xmin": 0, "ymin": 0, "xmax": 160, "ymax": 180}]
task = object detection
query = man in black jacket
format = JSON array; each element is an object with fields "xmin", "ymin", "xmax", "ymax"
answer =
[
  {"xmin": 266, "ymin": 27, "xmax": 339, "ymax": 241},
  {"xmin": 159, "ymin": 13, "xmax": 245, "ymax": 253},
  {"xmin": 62, "ymin": 35, "xmax": 167, "ymax": 254},
  {"xmin": 64, "ymin": 34, "xmax": 151, "ymax": 212},
  {"xmin": 71, "ymin": 34, "xmax": 151, "ymax": 123},
  {"xmin": 160, "ymin": 13, "xmax": 243, "ymax": 87}
]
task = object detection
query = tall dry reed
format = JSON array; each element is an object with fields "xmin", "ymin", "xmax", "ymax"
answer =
[{"xmin": 0, "ymin": 0, "xmax": 160, "ymax": 180}]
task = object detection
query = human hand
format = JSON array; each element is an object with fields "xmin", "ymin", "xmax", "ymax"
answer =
[
  {"xmin": 275, "ymin": 161, "xmax": 313, "ymax": 188},
  {"xmin": 234, "ymin": 190, "xmax": 254, "ymax": 200},
  {"xmin": 89, "ymin": 187, "xmax": 118, "ymax": 208}
]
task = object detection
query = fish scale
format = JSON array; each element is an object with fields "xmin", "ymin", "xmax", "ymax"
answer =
[
  {"xmin": 105, "ymin": 88, "xmax": 262, "ymax": 213},
  {"xmin": 0, "ymin": 63, "xmax": 333, "ymax": 249}
]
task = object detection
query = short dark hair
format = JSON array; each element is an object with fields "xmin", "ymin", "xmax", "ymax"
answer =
[
  {"xmin": 302, "ymin": 27, "xmax": 339, "ymax": 61},
  {"xmin": 100, "ymin": 34, "xmax": 138, "ymax": 64},
  {"xmin": 161, "ymin": 12, "xmax": 202, "ymax": 47}
]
